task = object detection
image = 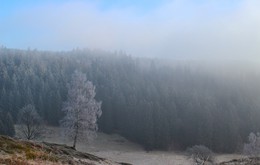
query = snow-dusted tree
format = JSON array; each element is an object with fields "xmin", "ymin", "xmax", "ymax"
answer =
[
  {"xmin": 243, "ymin": 132, "xmax": 260, "ymax": 156},
  {"xmin": 186, "ymin": 145, "xmax": 214, "ymax": 164},
  {"xmin": 60, "ymin": 71, "xmax": 102, "ymax": 149},
  {"xmin": 17, "ymin": 104, "xmax": 43, "ymax": 140}
]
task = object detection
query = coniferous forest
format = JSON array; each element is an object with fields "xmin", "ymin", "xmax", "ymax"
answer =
[{"xmin": 1, "ymin": 47, "xmax": 260, "ymax": 153}]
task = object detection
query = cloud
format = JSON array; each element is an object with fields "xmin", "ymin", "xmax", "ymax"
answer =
[{"xmin": 1, "ymin": 0, "xmax": 260, "ymax": 59}]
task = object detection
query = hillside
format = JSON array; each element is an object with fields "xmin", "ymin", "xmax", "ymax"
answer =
[
  {"xmin": 1, "ymin": 134, "xmax": 260, "ymax": 165},
  {"xmin": 1, "ymin": 48, "xmax": 260, "ymax": 152},
  {"xmin": 0, "ymin": 135, "xmax": 131, "ymax": 165},
  {"xmin": 220, "ymin": 157, "xmax": 260, "ymax": 165}
]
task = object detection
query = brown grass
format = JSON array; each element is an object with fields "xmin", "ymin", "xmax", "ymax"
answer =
[{"xmin": 0, "ymin": 136, "xmax": 59, "ymax": 164}]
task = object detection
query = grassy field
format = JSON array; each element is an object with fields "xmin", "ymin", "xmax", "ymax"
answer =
[{"xmin": 38, "ymin": 126, "xmax": 244, "ymax": 165}]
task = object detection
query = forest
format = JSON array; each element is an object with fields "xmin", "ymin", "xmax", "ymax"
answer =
[{"xmin": 1, "ymin": 47, "xmax": 260, "ymax": 153}]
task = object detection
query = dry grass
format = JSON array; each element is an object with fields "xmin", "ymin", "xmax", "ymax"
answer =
[
  {"xmin": 0, "ymin": 135, "xmax": 59, "ymax": 164},
  {"xmin": 0, "ymin": 134, "xmax": 122, "ymax": 165}
]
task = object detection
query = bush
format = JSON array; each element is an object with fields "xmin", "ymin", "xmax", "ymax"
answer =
[{"xmin": 186, "ymin": 145, "xmax": 214, "ymax": 164}]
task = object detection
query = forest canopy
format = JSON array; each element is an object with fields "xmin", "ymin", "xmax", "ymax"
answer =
[{"xmin": 0, "ymin": 47, "xmax": 260, "ymax": 153}]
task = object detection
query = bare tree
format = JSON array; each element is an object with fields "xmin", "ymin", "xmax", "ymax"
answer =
[
  {"xmin": 17, "ymin": 104, "xmax": 43, "ymax": 140},
  {"xmin": 60, "ymin": 71, "xmax": 102, "ymax": 149}
]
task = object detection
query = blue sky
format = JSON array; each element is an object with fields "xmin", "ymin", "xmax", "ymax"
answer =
[
  {"xmin": 0, "ymin": 0, "xmax": 259, "ymax": 58},
  {"xmin": 1, "ymin": 0, "xmax": 169, "ymax": 16},
  {"xmin": 0, "ymin": 0, "xmax": 241, "ymax": 15}
]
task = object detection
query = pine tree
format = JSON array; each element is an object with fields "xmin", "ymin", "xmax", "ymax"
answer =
[{"xmin": 0, "ymin": 110, "xmax": 15, "ymax": 137}]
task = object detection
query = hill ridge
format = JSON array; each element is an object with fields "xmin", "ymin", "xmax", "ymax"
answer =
[{"xmin": 0, "ymin": 135, "xmax": 131, "ymax": 165}]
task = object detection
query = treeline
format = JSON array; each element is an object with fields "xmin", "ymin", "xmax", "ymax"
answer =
[
  {"xmin": 1, "ymin": 47, "xmax": 260, "ymax": 152},
  {"xmin": 0, "ymin": 109, "xmax": 15, "ymax": 137}
]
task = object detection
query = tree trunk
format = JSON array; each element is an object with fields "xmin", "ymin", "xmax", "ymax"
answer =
[
  {"xmin": 72, "ymin": 125, "xmax": 78, "ymax": 149},
  {"xmin": 72, "ymin": 133, "xmax": 77, "ymax": 149}
]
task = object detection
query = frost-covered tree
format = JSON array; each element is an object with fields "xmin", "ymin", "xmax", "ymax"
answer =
[
  {"xmin": 243, "ymin": 132, "xmax": 260, "ymax": 156},
  {"xmin": 186, "ymin": 145, "xmax": 214, "ymax": 164},
  {"xmin": 17, "ymin": 104, "xmax": 43, "ymax": 140},
  {"xmin": 60, "ymin": 71, "xmax": 102, "ymax": 149}
]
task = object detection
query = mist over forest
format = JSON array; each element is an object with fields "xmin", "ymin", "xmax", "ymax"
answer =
[
  {"xmin": 2, "ymin": 2, "xmax": 260, "ymax": 164},
  {"xmin": 1, "ymin": 47, "xmax": 260, "ymax": 153}
]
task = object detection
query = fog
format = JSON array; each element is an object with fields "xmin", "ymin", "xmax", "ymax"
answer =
[
  {"xmin": 1, "ymin": 0, "xmax": 260, "ymax": 60},
  {"xmin": 2, "ymin": 2, "xmax": 260, "ymax": 164}
]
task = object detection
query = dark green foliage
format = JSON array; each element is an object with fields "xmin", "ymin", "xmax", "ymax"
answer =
[
  {"xmin": 0, "ymin": 47, "xmax": 260, "ymax": 152},
  {"xmin": 0, "ymin": 110, "xmax": 15, "ymax": 137}
]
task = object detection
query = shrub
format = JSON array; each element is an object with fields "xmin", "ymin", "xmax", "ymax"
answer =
[{"xmin": 186, "ymin": 145, "xmax": 214, "ymax": 164}]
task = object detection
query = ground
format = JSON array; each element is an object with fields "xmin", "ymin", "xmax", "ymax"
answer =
[
  {"xmin": 0, "ymin": 135, "xmax": 128, "ymax": 165},
  {"xmin": 41, "ymin": 126, "xmax": 245, "ymax": 165}
]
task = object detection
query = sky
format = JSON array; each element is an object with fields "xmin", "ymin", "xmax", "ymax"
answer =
[{"xmin": 0, "ymin": 0, "xmax": 260, "ymax": 59}]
